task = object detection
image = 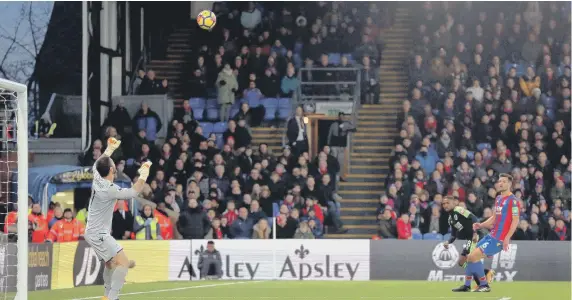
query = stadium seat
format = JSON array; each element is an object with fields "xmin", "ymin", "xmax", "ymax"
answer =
[
  {"xmin": 194, "ymin": 108, "xmax": 205, "ymax": 121},
  {"xmin": 423, "ymin": 233, "xmax": 443, "ymax": 240},
  {"xmin": 267, "ymin": 217, "xmax": 274, "ymax": 229},
  {"xmin": 343, "ymin": 53, "xmax": 355, "ymax": 64},
  {"xmin": 189, "ymin": 97, "xmax": 205, "ymax": 108},
  {"xmin": 328, "ymin": 53, "xmax": 341, "ymax": 65},
  {"xmin": 213, "ymin": 122, "xmax": 227, "ymax": 133},
  {"xmin": 273, "ymin": 203, "xmax": 280, "ymax": 216},
  {"xmin": 294, "ymin": 41, "xmax": 303, "ymax": 54},
  {"xmin": 443, "ymin": 233, "xmax": 451, "ymax": 241},
  {"xmin": 200, "ymin": 122, "xmax": 213, "ymax": 136},
  {"xmin": 264, "ymin": 98, "xmax": 279, "ymax": 108},
  {"xmin": 264, "ymin": 106, "xmax": 277, "ymax": 121},
  {"xmin": 412, "ymin": 232, "xmax": 423, "ymax": 240},
  {"xmin": 215, "ymin": 134, "xmax": 224, "ymax": 148},
  {"xmin": 206, "ymin": 98, "xmax": 218, "ymax": 108},
  {"xmin": 206, "ymin": 108, "xmax": 219, "ymax": 121},
  {"xmin": 230, "ymin": 107, "xmax": 239, "ymax": 118},
  {"xmin": 248, "ymin": 97, "xmax": 262, "ymax": 108},
  {"xmin": 277, "ymin": 98, "xmax": 292, "ymax": 120}
]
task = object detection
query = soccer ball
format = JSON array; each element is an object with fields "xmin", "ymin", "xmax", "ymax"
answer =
[{"xmin": 197, "ymin": 10, "xmax": 216, "ymax": 30}]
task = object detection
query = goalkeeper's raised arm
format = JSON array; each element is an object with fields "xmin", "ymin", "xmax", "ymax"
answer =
[{"xmin": 93, "ymin": 137, "xmax": 151, "ymax": 196}]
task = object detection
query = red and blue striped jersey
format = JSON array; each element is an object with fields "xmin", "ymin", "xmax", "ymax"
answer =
[{"xmin": 490, "ymin": 193, "xmax": 519, "ymax": 241}]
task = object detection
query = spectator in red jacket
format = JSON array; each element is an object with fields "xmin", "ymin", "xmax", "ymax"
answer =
[
  {"xmin": 222, "ymin": 201, "xmax": 239, "ymax": 226},
  {"xmin": 397, "ymin": 213, "xmax": 412, "ymax": 239},
  {"xmin": 302, "ymin": 198, "xmax": 324, "ymax": 224}
]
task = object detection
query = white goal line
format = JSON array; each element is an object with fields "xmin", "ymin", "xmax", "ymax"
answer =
[{"xmin": 68, "ymin": 281, "xmax": 262, "ymax": 300}]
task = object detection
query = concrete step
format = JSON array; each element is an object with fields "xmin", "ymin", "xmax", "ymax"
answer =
[
  {"xmin": 339, "ymin": 182, "xmax": 384, "ymax": 191},
  {"xmin": 339, "ymin": 198, "xmax": 379, "ymax": 204},
  {"xmin": 353, "ymin": 139, "xmax": 394, "ymax": 147}
]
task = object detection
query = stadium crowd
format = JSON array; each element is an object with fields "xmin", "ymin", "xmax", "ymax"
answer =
[
  {"xmin": 379, "ymin": 2, "xmax": 571, "ymax": 241},
  {"xmin": 6, "ymin": 2, "xmax": 394, "ymax": 243}
]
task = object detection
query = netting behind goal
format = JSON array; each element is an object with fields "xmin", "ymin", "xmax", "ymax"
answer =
[{"xmin": 0, "ymin": 80, "xmax": 29, "ymax": 300}]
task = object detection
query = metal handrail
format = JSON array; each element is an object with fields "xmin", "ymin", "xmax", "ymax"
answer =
[{"xmin": 127, "ymin": 47, "xmax": 148, "ymax": 95}]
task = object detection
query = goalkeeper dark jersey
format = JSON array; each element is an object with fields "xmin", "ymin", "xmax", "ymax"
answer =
[{"xmin": 447, "ymin": 206, "xmax": 480, "ymax": 243}]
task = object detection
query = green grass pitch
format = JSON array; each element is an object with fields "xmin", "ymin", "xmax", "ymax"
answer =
[{"xmin": 23, "ymin": 280, "xmax": 571, "ymax": 300}]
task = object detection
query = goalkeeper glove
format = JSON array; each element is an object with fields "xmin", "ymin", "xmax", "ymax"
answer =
[
  {"xmin": 104, "ymin": 137, "xmax": 121, "ymax": 156},
  {"xmin": 138, "ymin": 161, "xmax": 152, "ymax": 181}
]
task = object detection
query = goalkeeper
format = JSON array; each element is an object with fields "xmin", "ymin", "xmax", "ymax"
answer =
[
  {"xmin": 84, "ymin": 137, "xmax": 152, "ymax": 300},
  {"xmin": 441, "ymin": 196, "xmax": 494, "ymax": 292}
]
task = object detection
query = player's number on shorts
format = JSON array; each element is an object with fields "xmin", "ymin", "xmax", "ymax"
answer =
[{"xmin": 481, "ymin": 242, "xmax": 489, "ymax": 249}]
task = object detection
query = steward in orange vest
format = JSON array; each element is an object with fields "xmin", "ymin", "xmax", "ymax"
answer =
[{"xmin": 47, "ymin": 208, "xmax": 85, "ymax": 242}]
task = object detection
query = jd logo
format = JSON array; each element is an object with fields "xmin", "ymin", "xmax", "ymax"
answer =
[
  {"xmin": 280, "ymin": 245, "xmax": 359, "ymax": 280},
  {"xmin": 73, "ymin": 242, "xmax": 104, "ymax": 286},
  {"xmin": 179, "ymin": 245, "xmax": 260, "ymax": 280}
]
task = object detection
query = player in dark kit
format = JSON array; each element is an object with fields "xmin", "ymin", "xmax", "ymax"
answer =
[{"xmin": 441, "ymin": 196, "xmax": 494, "ymax": 291}]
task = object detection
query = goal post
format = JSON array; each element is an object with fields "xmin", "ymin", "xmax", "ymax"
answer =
[{"xmin": 0, "ymin": 78, "xmax": 28, "ymax": 300}]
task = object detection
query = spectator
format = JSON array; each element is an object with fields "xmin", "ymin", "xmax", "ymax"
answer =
[
  {"xmin": 252, "ymin": 217, "xmax": 271, "ymax": 239},
  {"xmin": 204, "ymin": 218, "xmax": 224, "ymax": 239},
  {"xmin": 286, "ymin": 106, "xmax": 308, "ymax": 156},
  {"xmin": 178, "ymin": 199, "xmax": 210, "ymax": 239},
  {"xmin": 112, "ymin": 199, "xmax": 134, "ymax": 240},
  {"xmin": 280, "ymin": 66, "xmax": 299, "ymax": 98},
  {"xmin": 134, "ymin": 204, "xmax": 162, "ymax": 240},
  {"xmin": 378, "ymin": 207, "xmax": 396, "ymax": 238},
  {"xmin": 139, "ymin": 70, "xmax": 167, "ymax": 95},
  {"xmin": 216, "ymin": 64, "xmax": 239, "ymax": 122},
  {"xmin": 240, "ymin": 2, "xmax": 262, "ymax": 30},
  {"xmin": 230, "ymin": 207, "xmax": 253, "ymax": 239},
  {"xmin": 396, "ymin": 213, "xmax": 412, "ymax": 239},
  {"xmin": 293, "ymin": 221, "xmax": 315, "ymax": 239},
  {"xmin": 513, "ymin": 219, "xmax": 535, "ymax": 240},
  {"xmin": 133, "ymin": 103, "xmax": 163, "ymax": 144},
  {"xmin": 520, "ymin": 67, "xmax": 541, "ymax": 97}
]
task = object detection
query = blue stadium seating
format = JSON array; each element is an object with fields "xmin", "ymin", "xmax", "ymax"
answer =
[
  {"xmin": 215, "ymin": 134, "xmax": 224, "ymax": 148},
  {"xmin": 248, "ymin": 97, "xmax": 262, "ymax": 108},
  {"xmin": 194, "ymin": 108, "xmax": 205, "ymax": 121},
  {"xmin": 206, "ymin": 98, "xmax": 218, "ymax": 108},
  {"xmin": 189, "ymin": 97, "xmax": 205, "ymax": 108},
  {"xmin": 443, "ymin": 233, "xmax": 451, "ymax": 241},
  {"xmin": 272, "ymin": 202, "xmax": 280, "ymax": 216},
  {"xmin": 423, "ymin": 233, "xmax": 443, "ymax": 240},
  {"xmin": 278, "ymin": 98, "xmax": 292, "ymax": 120},
  {"xmin": 328, "ymin": 53, "xmax": 341, "ymax": 65},
  {"xmin": 206, "ymin": 108, "xmax": 219, "ymax": 121},
  {"xmin": 213, "ymin": 122, "xmax": 227, "ymax": 133},
  {"xmin": 263, "ymin": 98, "xmax": 279, "ymax": 121},
  {"xmin": 200, "ymin": 122, "xmax": 213, "ymax": 137},
  {"xmin": 412, "ymin": 232, "xmax": 423, "ymax": 240}
]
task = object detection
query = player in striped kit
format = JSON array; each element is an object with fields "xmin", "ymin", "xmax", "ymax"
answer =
[{"xmin": 462, "ymin": 173, "xmax": 519, "ymax": 292}]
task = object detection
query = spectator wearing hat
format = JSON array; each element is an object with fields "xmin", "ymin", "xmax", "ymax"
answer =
[{"xmin": 134, "ymin": 204, "xmax": 162, "ymax": 240}]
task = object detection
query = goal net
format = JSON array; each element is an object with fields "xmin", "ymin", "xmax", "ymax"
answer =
[{"xmin": 0, "ymin": 79, "xmax": 29, "ymax": 300}]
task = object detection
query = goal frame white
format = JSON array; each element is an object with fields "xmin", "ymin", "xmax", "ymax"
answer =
[{"xmin": 0, "ymin": 78, "xmax": 28, "ymax": 300}]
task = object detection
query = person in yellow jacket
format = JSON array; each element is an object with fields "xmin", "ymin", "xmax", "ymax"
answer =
[
  {"xmin": 519, "ymin": 66, "xmax": 541, "ymax": 97},
  {"xmin": 133, "ymin": 204, "xmax": 162, "ymax": 240}
]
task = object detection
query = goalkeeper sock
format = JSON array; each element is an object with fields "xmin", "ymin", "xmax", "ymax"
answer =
[
  {"xmin": 107, "ymin": 266, "xmax": 128, "ymax": 300},
  {"xmin": 103, "ymin": 266, "xmax": 113, "ymax": 297}
]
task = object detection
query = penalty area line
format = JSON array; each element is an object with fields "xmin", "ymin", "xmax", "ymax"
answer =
[{"xmin": 68, "ymin": 280, "xmax": 261, "ymax": 300}]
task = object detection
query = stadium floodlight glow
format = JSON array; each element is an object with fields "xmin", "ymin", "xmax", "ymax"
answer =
[{"xmin": 0, "ymin": 78, "xmax": 28, "ymax": 300}]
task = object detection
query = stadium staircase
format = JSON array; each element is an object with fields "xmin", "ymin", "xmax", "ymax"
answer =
[
  {"xmin": 326, "ymin": 7, "xmax": 412, "ymax": 239},
  {"xmin": 251, "ymin": 127, "xmax": 285, "ymax": 154},
  {"xmin": 147, "ymin": 26, "xmax": 288, "ymax": 151},
  {"xmin": 147, "ymin": 26, "xmax": 194, "ymax": 106}
]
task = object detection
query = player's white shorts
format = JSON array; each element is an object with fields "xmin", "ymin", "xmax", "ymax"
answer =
[{"xmin": 85, "ymin": 233, "xmax": 123, "ymax": 262}]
